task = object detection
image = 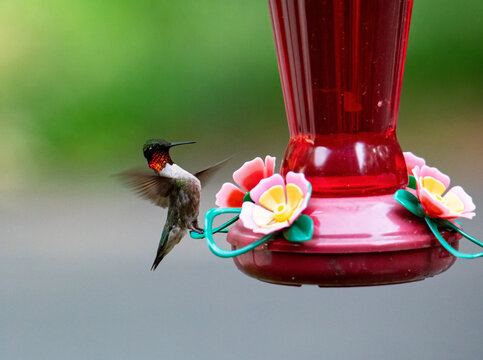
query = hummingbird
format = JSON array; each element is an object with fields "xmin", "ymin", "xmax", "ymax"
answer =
[{"xmin": 121, "ymin": 138, "xmax": 228, "ymax": 270}]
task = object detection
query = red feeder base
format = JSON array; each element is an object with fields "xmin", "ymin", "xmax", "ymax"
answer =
[{"xmin": 227, "ymin": 195, "xmax": 459, "ymax": 287}]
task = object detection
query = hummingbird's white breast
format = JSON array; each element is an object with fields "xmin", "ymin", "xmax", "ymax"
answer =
[
  {"xmin": 159, "ymin": 163, "xmax": 201, "ymax": 226},
  {"xmin": 160, "ymin": 163, "xmax": 195, "ymax": 181}
]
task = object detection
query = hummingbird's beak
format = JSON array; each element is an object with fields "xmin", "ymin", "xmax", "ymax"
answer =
[{"xmin": 168, "ymin": 141, "xmax": 196, "ymax": 148}]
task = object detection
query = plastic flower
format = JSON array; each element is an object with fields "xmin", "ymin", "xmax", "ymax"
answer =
[
  {"xmin": 413, "ymin": 165, "xmax": 475, "ymax": 219},
  {"xmin": 403, "ymin": 152, "xmax": 425, "ymax": 176},
  {"xmin": 239, "ymin": 172, "xmax": 311, "ymax": 234},
  {"xmin": 215, "ymin": 156, "xmax": 275, "ymax": 207}
]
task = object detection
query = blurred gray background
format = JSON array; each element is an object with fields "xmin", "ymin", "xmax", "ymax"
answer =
[{"xmin": 1, "ymin": 0, "xmax": 482, "ymax": 359}]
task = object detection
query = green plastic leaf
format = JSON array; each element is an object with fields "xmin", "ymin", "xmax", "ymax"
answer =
[
  {"xmin": 442, "ymin": 219, "xmax": 483, "ymax": 248},
  {"xmin": 453, "ymin": 220, "xmax": 462, "ymax": 227},
  {"xmin": 408, "ymin": 175, "xmax": 417, "ymax": 190},
  {"xmin": 426, "ymin": 217, "xmax": 483, "ymax": 259},
  {"xmin": 243, "ymin": 192, "xmax": 253, "ymax": 203},
  {"xmin": 393, "ymin": 189, "xmax": 425, "ymax": 218},
  {"xmin": 283, "ymin": 214, "xmax": 313, "ymax": 242}
]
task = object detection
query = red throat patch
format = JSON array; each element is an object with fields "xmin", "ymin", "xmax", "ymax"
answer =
[{"xmin": 148, "ymin": 152, "xmax": 172, "ymax": 171}]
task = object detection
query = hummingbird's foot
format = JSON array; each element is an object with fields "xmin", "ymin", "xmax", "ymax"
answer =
[{"xmin": 191, "ymin": 226, "xmax": 204, "ymax": 235}]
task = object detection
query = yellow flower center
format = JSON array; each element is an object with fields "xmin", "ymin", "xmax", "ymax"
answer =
[
  {"xmin": 421, "ymin": 177, "xmax": 446, "ymax": 196},
  {"xmin": 421, "ymin": 176, "xmax": 464, "ymax": 213},
  {"xmin": 274, "ymin": 203, "xmax": 291, "ymax": 222},
  {"xmin": 252, "ymin": 183, "xmax": 305, "ymax": 228}
]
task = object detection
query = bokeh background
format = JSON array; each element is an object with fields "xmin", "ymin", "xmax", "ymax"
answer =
[{"xmin": 1, "ymin": 1, "xmax": 482, "ymax": 359}]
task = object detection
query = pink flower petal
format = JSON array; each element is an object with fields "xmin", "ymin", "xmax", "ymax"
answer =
[
  {"xmin": 233, "ymin": 157, "xmax": 266, "ymax": 192},
  {"xmin": 415, "ymin": 165, "xmax": 450, "ymax": 189},
  {"xmin": 215, "ymin": 183, "xmax": 245, "ymax": 208},
  {"xmin": 264, "ymin": 156, "xmax": 276, "ymax": 177},
  {"xmin": 239, "ymin": 202, "xmax": 258, "ymax": 230},
  {"xmin": 447, "ymin": 186, "xmax": 476, "ymax": 212},
  {"xmin": 250, "ymin": 174, "xmax": 285, "ymax": 204},
  {"xmin": 456, "ymin": 212, "xmax": 476, "ymax": 220},
  {"xmin": 288, "ymin": 201, "xmax": 306, "ymax": 224},
  {"xmin": 285, "ymin": 172, "xmax": 311, "ymax": 223},
  {"xmin": 285, "ymin": 171, "xmax": 310, "ymax": 195},
  {"xmin": 442, "ymin": 186, "xmax": 476, "ymax": 219},
  {"xmin": 403, "ymin": 152, "xmax": 426, "ymax": 175},
  {"xmin": 419, "ymin": 187, "xmax": 450, "ymax": 218},
  {"xmin": 239, "ymin": 202, "xmax": 287, "ymax": 235}
]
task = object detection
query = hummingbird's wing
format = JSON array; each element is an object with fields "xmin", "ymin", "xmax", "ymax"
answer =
[
  {"xmin": 118, "ymin": 169, "xmax": 174, "ymax": 208},
  {"xmin": 194, "ymin": 156, "xmax": 232, "ymax": 188}
]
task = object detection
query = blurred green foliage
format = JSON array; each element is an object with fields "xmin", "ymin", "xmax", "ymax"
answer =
[{"xmin": 0, "ymin": 0, "xmax": 481, "ymax": 188}]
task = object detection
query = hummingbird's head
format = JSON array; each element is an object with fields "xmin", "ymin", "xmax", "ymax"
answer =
[{"xmin": 143, "ymin": 138, "xmax": 195, "ymax": 171}]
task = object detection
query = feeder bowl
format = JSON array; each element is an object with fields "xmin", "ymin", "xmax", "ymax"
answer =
[{"xmin": 228, "ymin": 196, "xmax": 459, "ymax": 287}]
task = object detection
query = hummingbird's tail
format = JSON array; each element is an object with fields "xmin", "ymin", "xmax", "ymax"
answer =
[
  {"xmin": 151, "ymin": 227, "xmax": 169, "ymax": 271},
  {"xmin": 150, "ymin": 224, "xmax": 183, "ymax": 271},
  {"xmin": 151, "ymin": 251, "xmax": 167, "ymax": 271},
  {"xmin": 151, "ymin": 257, "xmax": 164, "ymax": 271}
]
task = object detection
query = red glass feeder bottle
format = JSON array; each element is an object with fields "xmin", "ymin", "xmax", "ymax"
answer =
[{"xmin": 227, "ymin": 0, "xmax": 459, "ymax": 286}]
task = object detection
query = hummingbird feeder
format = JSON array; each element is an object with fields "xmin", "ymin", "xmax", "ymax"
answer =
[{"xmin": 191, "ymin": 0, "xmax": 482, "ymax": 286}]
